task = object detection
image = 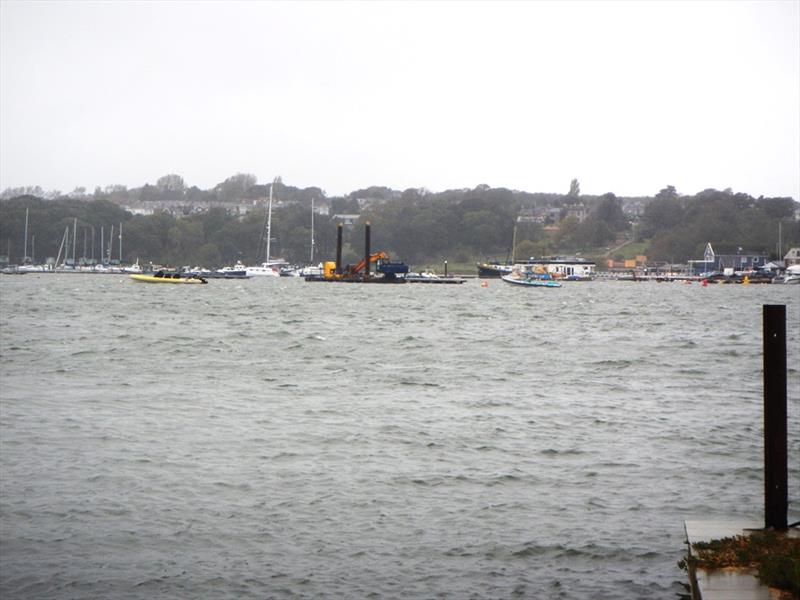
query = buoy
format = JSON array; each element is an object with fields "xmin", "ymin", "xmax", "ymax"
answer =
[{"xmin": 702, "ymin": 279, "xmax": 708, "ymax": 287}]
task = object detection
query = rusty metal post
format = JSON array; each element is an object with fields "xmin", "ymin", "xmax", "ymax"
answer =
[
  {"xmin": 763, "ymin": 304, "xmax": 787, "ymax": 530},
  {"xmin": 335, "ymin": 223, "xmax": 343, "ymax": 274},
  {"xmin": 364, "ymin": 222, "xmax": 371, "ymax": 280}
]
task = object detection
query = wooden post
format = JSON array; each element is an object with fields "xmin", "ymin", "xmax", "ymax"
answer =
[
  {"xmin": 763, "ymin": 304, "xmax": 787, "ymax": 530},
  {"xmin": 335, "ymin": 223, "xmax": 343, "ymax": 274},
  {"xmin": 364, "ymin": 222, "xmax": 371, "ymax": 280}
]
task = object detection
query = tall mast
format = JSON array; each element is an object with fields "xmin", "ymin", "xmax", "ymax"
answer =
[
  {"xmin": 108, "ymin": 225, "xmax": 114, "ymax": 263},
  {"xmin": 55, "ymin": 226, "xmax": 69, "ymax": 268},
  {"xmin": 23, "ymin": 207, "xmax": 29, "ymax": 263},
  {"xmin": 100, "ymin": 226, "xmax": 104, "ymax": 263},
  {"xmin": 31, "ymin": 234, "xmax": 35, "ymax": 263},
  {"xmin": 119, "ymin": 222, "xmax": 122, "ymax": 264},
  {"xmin": 91, "ymin": 227, "xmax": 95, "ymax": 261},
  {"xmin": 310, "ymin": 197, "xmax": 315, "ymax": 263},
  {"xmin": 72, "ymin": 218, "xmax": 77, "ymax": 265},
  {"xmin": 266, "ymin": 179, "xmax": 275, "ymax": 264},
  {"xmin": 511, "ymin": 216, "xmax": 519, "ymax": 264}
]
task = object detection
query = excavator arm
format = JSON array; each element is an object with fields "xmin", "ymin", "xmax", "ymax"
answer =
[{"xmin": 352, "ymin": 251, "xmax": 388, "ymax": 273}]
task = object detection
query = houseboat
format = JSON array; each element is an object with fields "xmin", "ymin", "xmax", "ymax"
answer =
[{"xmin": 516, "ymin": 256, "xmax": 596, "ymax": 280}]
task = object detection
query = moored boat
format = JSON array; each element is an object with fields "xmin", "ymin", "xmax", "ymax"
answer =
[
  {"xmin": 518, "ymin": 256, "xmax": 596, "ymax": 280},
  {"xmin": 130, "ymin": 272, "xmax": 207, "ymax": 284},
  {"xmin": 501, "ymin": 273, "xmax": 562, "ymax": 288},
  {"xmin": 501, "ymin": 264, "xmax": 562, "ymax": 288},
  {"xmin": 244, "ymin": 261, "xmax": 284, "ymax": 277},
  {"xmin": 477, "ymin": 262, "xmax": 513, "ymax": 278},
  {"xmin": 405, "ymin": 271, "xmax": 467, "ymax": 284},
  {"xmin": 212, "ymin": 262, "xmax": 249, "ymax": 279},
  {"xmin": 782, "ymin": 264, "xmax": 800, "ymax": 284}
]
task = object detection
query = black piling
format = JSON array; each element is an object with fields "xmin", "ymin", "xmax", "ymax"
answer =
[
  {"xmin": 444, "ymin": 260, "xmax": 448, "ymax": 278},
  {"xmin": 763, "ymin": 304, "xmax": 788, "ymax": 531},
  {"xmin": 364, "ymin": 222, "xmax": 371, "ymax": 280},
  {"xmin": 335, "ymin": 223, "xmax": 343, "ymax": 274}
]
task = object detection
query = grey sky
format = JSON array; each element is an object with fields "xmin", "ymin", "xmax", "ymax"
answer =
[{"xmin": 1, "ymin": 0, "xmax": 798, "ymax": 199}]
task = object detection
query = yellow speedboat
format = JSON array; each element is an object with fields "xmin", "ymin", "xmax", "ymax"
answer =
[{"xmin": 130, "ymin": 272, "xmax": 207, "ymax": 284}]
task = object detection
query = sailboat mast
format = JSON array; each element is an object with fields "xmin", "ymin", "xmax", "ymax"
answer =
[
  {"xmin": 108, "ymin": 225, "xmax": 114, "ymax": 263},
  {"xmin": 266, "ymin": 180, "xmax": 274, "ymax": 264},
  {"xmin": 310, "ymin": 197, "xmax": 315, "ymax": 263},
  {"xmin": 72, "ymin": 218, "xmax": 77, "ymax": 265},
  {"xmin": 56, "ymin": 226, "xmax": 69, "ymax": 268},
  {"xmin": 100, "ymin": 226, "xmax": 104, "ymax": 263},
  {"xmin": 31, "ymin": 235, "xmax": 35, "ymax": 263},
  {"xmin": 23, "ymin": 207, "xmax": 29, "ymax": 262},
  {"xmin": 119, "ymin": 222, "xmax": 122, "ymax": 264},
  {"xmin": 511, "ymin": 217, "xmax": 519, "ymax": 264}
]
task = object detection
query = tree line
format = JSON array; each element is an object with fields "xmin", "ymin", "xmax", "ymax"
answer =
[{"xmin": 0, "ymin": 179, "xmax": 797, "ymax": 268}]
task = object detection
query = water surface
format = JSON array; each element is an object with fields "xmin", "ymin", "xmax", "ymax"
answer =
[{"xmin": 1, "ymin": 275, "xmax": 798, "ymax": 598}]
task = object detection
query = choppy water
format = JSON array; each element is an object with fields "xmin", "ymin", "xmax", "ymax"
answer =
[{"xmin": 1, "ymin": 274, "xmax": 798, "ymax": 599}]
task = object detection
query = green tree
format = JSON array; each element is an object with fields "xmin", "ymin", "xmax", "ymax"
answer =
[{"xmin": 215, "ymin": 173, "xmax": 257, "ymax": 202}]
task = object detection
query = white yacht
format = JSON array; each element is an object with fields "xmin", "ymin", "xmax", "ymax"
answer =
[
  {"xmin": 245, "ymin": 261, "xmax": 284, "ymax": 277},
  {"xmin": 782, "ymin": 264, "xmax": 800, "ymax": 284}
]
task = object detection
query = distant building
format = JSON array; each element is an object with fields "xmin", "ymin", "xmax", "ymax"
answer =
[
  {"xmin": 688, "ymin": 243, "xmax": 768, "ymax": 274},
  {"xmin": 314, "ymin": 198, "xmax": 330, "ymax": 216},
  {"xmin": 564, "ymin": 203, "xmax": 587, "ymax": 223},
  {"xmin": 784, "ymin": 248, "xmax": 800, "ymax": 266},
  {"xmin": 333, "ymin": 214, "xmax": 360, "ymax": 227},
  {"xmin": 121, "ymin": 199, "xmax": 260, "ymax": 218}
]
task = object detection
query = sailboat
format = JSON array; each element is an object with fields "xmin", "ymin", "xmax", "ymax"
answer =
[
  {"xmin": 246, "ymin": 177, "xmax": 285, "ymax": 276},
  {"xmin": 476, "ymin": 216, "xmax": 518, "ymax": 277},
  {"xmin": 279, "ymin": 196, "xmax": 322, "ymax": 277}
]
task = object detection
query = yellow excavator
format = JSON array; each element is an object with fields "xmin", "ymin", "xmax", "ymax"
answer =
[
  {"xmin": 314, "ymin": 223, "xmax": 408, "ymax": 283},
  {"xmin": 323, "ymin": 251, "xmax": 398, "ymax": 280}
]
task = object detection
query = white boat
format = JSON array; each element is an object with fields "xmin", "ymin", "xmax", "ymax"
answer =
[
  {"xmin": 405, "ymin": 271, "xmax": 467, "ymax": 284},
  {"xmin": 783, "ymin": 264, "xmax": 800, "ymax": 284},
  {"xmin": 294, "ymin": 264, "xmax": 324, "ymax": 277},
  {"xmin": 17, "ymin": 264, "xmax": 49, "ymax": 272},
  {"xmin": 215, "ymin": 261, "xmax": 248, "ymax": 277},
  {"xmin": 246, "ymin": 177, "xmax": 285, "ymax": 277},
  {"xmin": 120, "ymin": 259, "xmax": 143, "ymax": 274},
  {"xmin": 245, "ymin": 262, "xmax": 282, "ymax": 277},
  {"xmin": 502, "ymin": 273, "xmax": 562, "ymax": 288},
  {"xmin": 501, "ymin": 264, "xmax": 562, "ymax": 288}
]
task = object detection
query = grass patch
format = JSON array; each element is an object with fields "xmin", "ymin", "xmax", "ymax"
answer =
[
  {"xmin": 611, "ymin": 240, "xmax": 649, "ymax": 260},
  {"xmin": 679, "ymin": 531, "xmax": 800, "ymax": 596}
]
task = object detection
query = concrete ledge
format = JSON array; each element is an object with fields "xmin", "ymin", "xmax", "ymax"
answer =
[{"xmin": 684, "ymin": 521, "xmax": 777, "ymax": 600}]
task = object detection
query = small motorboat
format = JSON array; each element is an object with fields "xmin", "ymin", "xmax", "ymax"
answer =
[
  {"xmin": 130, "ymin": 271, "xmax": 207, "ymax": 284},
  {"xmin": 501, "ymin": 272, "xmax": 562, "ymax": 288}
]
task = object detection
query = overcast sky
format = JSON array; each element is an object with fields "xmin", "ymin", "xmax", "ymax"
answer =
[{"xmin": 1, "ymin": 0, "xmax": 798, "ymax": 199}]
